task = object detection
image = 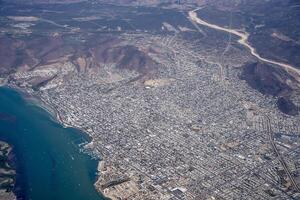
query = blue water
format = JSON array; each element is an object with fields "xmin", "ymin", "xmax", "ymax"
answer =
[{"xmin": 0, "ymin": 87, "xmax": 105, "ymax": 200}]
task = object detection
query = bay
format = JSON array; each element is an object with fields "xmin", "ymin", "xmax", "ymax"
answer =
[{"xmin": 0, "ymin": 87, "xmax": 105, "ymax": 200}]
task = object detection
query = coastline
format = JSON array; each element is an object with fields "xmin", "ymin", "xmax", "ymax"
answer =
[
  {"xmin": 0, "ymin": 84, "xmax": 108, "ymax": 200},
  {"xmin": 0, "ymin": 141, "xmax": 17, "ymax": 200}
]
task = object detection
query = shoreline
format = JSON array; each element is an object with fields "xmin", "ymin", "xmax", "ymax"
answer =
[
  {"xmin": 0, "ymin": 141, "xmax": 17, "ymax": 200},
  {"xmin": 0, "ymin": 84, "xmax": 108, "ymax": 200}
]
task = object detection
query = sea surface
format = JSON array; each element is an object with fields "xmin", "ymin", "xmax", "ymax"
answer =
[{"xmin": 0, "ymin": 87, "xmax": 105, "ymax": 200}]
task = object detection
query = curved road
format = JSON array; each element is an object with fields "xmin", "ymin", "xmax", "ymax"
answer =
[{"xmin": 188, "ymin": 8, "xmax": 300, "ymax": 79}]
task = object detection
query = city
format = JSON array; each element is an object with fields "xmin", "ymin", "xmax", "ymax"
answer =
[{"xmin": 1, "ymin": 0, "xmax": 300, "ymax": 199}]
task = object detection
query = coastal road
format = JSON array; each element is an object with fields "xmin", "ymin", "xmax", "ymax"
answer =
[{"xmin": 188, "ymin": 8, "xmax": 300, "ymax": 81}]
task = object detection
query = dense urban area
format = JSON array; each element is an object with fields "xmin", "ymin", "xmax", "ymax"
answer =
[{"xmin": 1, "ymin": 0, "xmax": 300, "ymax": 199}]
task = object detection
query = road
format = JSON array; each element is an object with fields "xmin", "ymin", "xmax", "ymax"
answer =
[
  {"xmin": 188, "ymin": 8, "xmax": 300, "ymax": 80},
  {"xmin": 263, "ymin": 114, "xmax": 300, "ymax": 192}
]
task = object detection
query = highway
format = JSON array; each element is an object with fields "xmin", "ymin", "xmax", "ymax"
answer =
[{"xmin": 262, "ymin": 114, "xmax": 300, "ymax": 192}]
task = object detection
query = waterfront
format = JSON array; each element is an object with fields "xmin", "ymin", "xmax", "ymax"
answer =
[{"xmin": 0, "ymin": 87, "xmax": 105, "ymax": 200}]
